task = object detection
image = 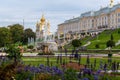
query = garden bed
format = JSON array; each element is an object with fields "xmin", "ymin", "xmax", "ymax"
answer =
[{"xmin": 62, "ymin": 62, "xmax": 85, "ymax": 71}]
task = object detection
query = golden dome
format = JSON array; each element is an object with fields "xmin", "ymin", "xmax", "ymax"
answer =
[{"xmin": 40, "ymin": 14, "xmax": 45, "ymax": 22}]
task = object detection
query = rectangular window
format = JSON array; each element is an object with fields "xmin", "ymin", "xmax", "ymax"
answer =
[
  {"xmin": 118, "ymin": 13, "xmax": 120, "ymax": 16},
  {"xmin": 118, "ymin": 18, "xmax": 120, "ymax": 23}
]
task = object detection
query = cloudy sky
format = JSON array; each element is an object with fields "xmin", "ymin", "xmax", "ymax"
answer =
[{"xmin": 0, "ymin": 0, "xmax": 120, "ymax": 33}]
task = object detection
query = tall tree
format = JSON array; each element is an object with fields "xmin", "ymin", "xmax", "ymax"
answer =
[
  {"xmin": 106, "ymin": 34, "xmax": 115, "ymax": 48},
  {"xmin": 106, "ymin": 40, "xmax": 115, "ymax": 48},
  {"xmin": 8, "ymin": 24, "xmax": 24, "ymax": 43},
  {"xmin": 72, "ymin": 39, "xmax": 82, "ymax": 50},
  {"xmin": 111, "ymin": 34, "xmax": 114, "ymax": 40},
  {"xmin": 0, "ymin": 27, "xmax": 11, "ymax": 47},
  {"xmin": 23, "ymin": 28, "xmax": 36, "ymax": 45}
]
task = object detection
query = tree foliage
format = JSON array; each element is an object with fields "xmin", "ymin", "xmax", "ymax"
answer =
[
  {"xmin": 0, "ymin": 24, "xmax": 36, "ymax": 47},
  {"xmin": 118, "ymin": 29, "xmax": 120, "ymax": 34},
  {"xmin": 8, "ymin": 24, "xmax": 24, "ymax": 43},
  {"xmin": 72, "ymin": 39, "xmax": 82, "ymax": 49},
  {"xmin": 110, "ymin": 34, "xmax": 114, "ymax": 40},
  {"xmin": 0, "ymin": 27, "xmax": 11, "ymax": 47},
  {"xmin": 95, "ymin": 44, "xmax": 100, "ymax": 48},
  {"xmin": 23, "ymin": 28, "xmax": 36, "ymax": 45},
  {"xmin": 106, "ymin": 40, "xmax": 115, "ymax": 48},
  {"xmin": 6, "ymin": 44, "xmax": 22, "ymax": 64},
  {"xmin": 27, "ymin": 45, "xmax": 34, "ymax": 49},
  {"xmin": 106, "ymin": 34, "xmax": 115, "ymax": 48}
]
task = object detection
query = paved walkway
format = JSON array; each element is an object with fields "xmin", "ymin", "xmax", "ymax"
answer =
[
  {"xmin": 83, "ymin": 41, "xmax": 91, "ymax": 47},
  {"xmin": 22, "ymin": 53, "xmax": 108, "ymax": 57},
  {"xmin": 115, "ymin": 40, "xmax": 120, "ymax": 46},
  {"xmin": 1, "ymin": 52, "xmax": 120, "ymax": 57}
]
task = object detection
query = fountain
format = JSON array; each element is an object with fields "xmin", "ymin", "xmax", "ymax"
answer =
[{"xmin": 36, "ymin": 14, "xmax": 58, "ymax": 54}]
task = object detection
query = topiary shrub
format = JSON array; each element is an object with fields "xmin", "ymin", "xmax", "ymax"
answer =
[
  {"xmin": 72, "ymin": 39, "xmax": 82, "ymax": 50},
  {"xmin": 106, "ymin": 40, "xmax": 115, "ymax": 48},
  {"xmin": 95, "ymin": 44, "xmax": 100, "ymax": 48}
]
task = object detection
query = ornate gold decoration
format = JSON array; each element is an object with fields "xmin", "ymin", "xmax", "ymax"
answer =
[{"xmin": 40, "ymin": 14, "xmax": 46, "ymax": 24}]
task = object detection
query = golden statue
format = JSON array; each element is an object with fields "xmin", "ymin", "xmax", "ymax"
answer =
[{"xmin": 110, "ymin": 0, "xmax": 114, "ymax": 7}]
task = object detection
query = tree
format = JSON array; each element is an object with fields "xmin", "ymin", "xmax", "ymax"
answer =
[
  {"xmin": 23, "ymin": 28, "xmax": 36, "ymax": 45},
  {"xmin": 106, "ymin": 34, "xmax": 115, "ymax": 48},
  {"xmin": 6, "ymin": 43, "xmax": 22, "ymax": 64},
  {"xmin": 106, "ymin": 40, "xmax": 115, "ymax": 48},
  {"xmin": 95, "ymin": 44, "xmax": 100, "ymax": 48},
  {"xmin": 8, "ymin": 24, "xmax": 24, "ymax": 43},
  {"xmin": 110, "ymin": 34, "xmax": 114, "ymax": 40},
  {"xmin": 106, "ymin": 34, "xmax": 115, "ymax": 63},
  {"xmin": 118, "ymin": 29, "xmax": 120, "ymax": 34},
  {"xmin": 72, "ymin": 39, "xmax": 82, "ymax": 50},
  {"xmin": 0, "ymin": 27, "xmax": 11, "ymax": 47}
]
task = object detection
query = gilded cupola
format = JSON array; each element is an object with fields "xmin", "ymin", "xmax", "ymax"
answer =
[{"xmin": 40, "ymin": 14, "xmax": 46, "ymax": 23}]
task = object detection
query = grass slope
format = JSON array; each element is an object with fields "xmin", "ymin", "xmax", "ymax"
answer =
[{"xmin": 87, "ymin": 29, "xmax": 120, "ymax": 49}]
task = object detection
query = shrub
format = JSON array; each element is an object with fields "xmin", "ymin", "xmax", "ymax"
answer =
[
  {"xmin": 72, "ymin": 39, "xmax": 82, "ymax": 50},
  {"xmin": 106, "ymin": 40, "xmax": 115, "ymax": 48},
  {"xmin": 95, "ymin": 44, "xmax": 100, "ymax": 48},
  {"xmin": 38, "ymin": 52, "xmax": 54, "ymax": 55},
  {"xmin": 6, "ymin": 44, "xmax": 22, "ymax": 64},
  {"xmin": 15, "ymin": 71, "xmax": 33, "ymax": 80},
  {"xmin": 27, "ymin": 45, "xmax": 34, "ymax": 49},
  {"xmin": 35, "ymin": 73, "xmax": 51, "ymax": 80},
  {"xmin": 0, "ymin": 63, "xmax": 16, "ymax": 80}
]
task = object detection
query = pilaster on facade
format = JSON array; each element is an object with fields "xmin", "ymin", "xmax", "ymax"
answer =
[{"xmin": 57, "ymin": 3, "xmax": 120, "ymax": 39}]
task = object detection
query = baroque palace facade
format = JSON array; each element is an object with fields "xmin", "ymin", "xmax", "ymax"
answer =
[{"xmin": 57, "ymin": 3, "xmax": 120, "ymax": 40}]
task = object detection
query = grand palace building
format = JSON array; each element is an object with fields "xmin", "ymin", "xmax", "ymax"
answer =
[{"xmin": 57, "ymin": 3, "xmax": 120, "ymax": 40}]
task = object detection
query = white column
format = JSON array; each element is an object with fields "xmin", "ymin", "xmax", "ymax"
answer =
[{"xmin": 58, "ymin": 33, "xmax": 60, "ymax": 40}]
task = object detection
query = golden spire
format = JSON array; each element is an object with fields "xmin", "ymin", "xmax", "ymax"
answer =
[{"xmin": 110, "ymin": 0, "xmax": 114, "ymax": 7}]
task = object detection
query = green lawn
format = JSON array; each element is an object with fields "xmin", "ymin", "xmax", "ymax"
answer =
[
  {"xmin": 64, "ymin": 28, "xmax": 120, "ymax": 50},
  {"xmin": 87, "ymin": 29, "xmax": 120, "ymax": 49},
  {"xmin": 22, "ymin": 56, "xmax": 120, "ymax": 70}
]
